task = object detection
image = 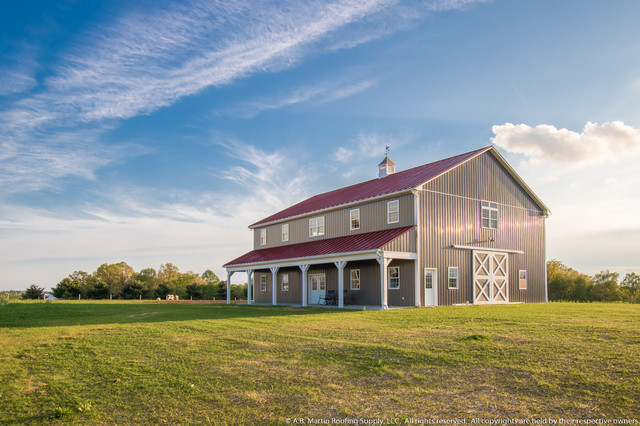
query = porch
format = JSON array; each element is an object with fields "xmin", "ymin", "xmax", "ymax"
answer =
[{"xmin": 223, "ymin": 227, "xmax": 418, "ymax": 309}]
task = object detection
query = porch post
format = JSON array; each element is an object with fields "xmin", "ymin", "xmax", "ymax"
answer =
[
  {"xmin": 226, "ymin": 270, "xmax": 234, "ymax": 304},
  {"xmin": 377, "ymin": 255, "xmax": 392, "ymax": 310},
  {"xmin": 334, "ymin": 261, "xmax": 346, "ymax": 308},
  {"xmin": 300, "ymin": 264, "xmax": 310, "ymax": 307},
  {"xmin": 245, "ymin": 270, "xmax": 253, "ymax": 304},
  {"xmin": 270, "ymin": 266, "xmax": 279, "ymax": 305}
]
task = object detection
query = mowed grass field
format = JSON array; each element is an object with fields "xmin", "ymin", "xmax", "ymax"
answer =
[{"xmin": 0, "ymin": 301, "xmax": 639, "ymax": 424}]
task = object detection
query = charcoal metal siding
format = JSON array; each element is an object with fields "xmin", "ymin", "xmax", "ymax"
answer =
[
  {"xmin": 387, "ymin": 259, "xmax": 415, "ymax": 306},
  {"xmin": 253, "ymin": 270, "xmax": 271, "ymax": 304},
  {"xmin": 253, "ymin": 193, "xmax": 415, "ymax": 249},
  {"xmin": 418, "ymin": 152, "xmax": 547, "ymax": 306},
  {"xmin": 342, "ymin": 260, "xmax": 380, "ymax": 305},
  {"xmin": 383, "ymin": 228, "xmax": 417, "ymax": 253},
  {"xmin": 276, "ymin": 267, "xmax": 302, "ymax": 304}
]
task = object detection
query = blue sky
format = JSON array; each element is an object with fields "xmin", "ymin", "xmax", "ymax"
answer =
[{"xmin": 2, "ymin": 0, "xmax": 640, "ymax": 290}]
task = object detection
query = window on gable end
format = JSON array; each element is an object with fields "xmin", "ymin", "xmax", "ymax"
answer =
[{"xmin": 481, "ymin": 201, "xmax": 499, "ymax": 230}]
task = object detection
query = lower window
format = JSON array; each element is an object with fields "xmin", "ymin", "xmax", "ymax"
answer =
[
  {"xmin": 282, "ymin": 273, "xmax": 289, "ymax": 291},
  {"xmin": 519, "ymin": 270, "xmax": 527, "ymax": 289},
  {"xmin": 350, "ymin": 269, "xmax": 360, "ymax": 290},
  {"xmin": 260, "ymin": 275, "xmax": 267, "ymax": 291},
  {"xmin": 388, "ymin": 266, "xmax": 399, "ymax": 289},
  {"xmin": 448, "ymin": 267, "xmax": 458, "ymax": 289}
]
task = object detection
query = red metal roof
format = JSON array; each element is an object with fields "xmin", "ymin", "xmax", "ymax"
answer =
[
  {"xmin": 224, "ymin": 226, "xmax": 415, "ymax": 267},
  {"xmin": 251, "ymin": 146, "xmax": 492, "ymax": 227}
]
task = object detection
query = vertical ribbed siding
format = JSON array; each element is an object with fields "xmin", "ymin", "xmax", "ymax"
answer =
[
  {"xmin": 418, "ymin": 152, "xmax": 547, "ymax": 306},
  {"xmin": 275, "ymin": 267, "xmax": 302, "ymax": 304},
  {"xmin": 253, "ymin": 193, "xmax": 415, "ymax": 249},
  {"xmin": 383, "ymin": 228, "xmax": 417, "ymax": 252},
  {"xmin": 342, "ymin": 260, "xmax": 381, "ymax": 305},
  {"xmin": 387, "ymin": 259, "xmax": 415, "ymax": 306},
  {"xmin": 253, "ymin": 270, "xmax": 271, "ymax": 304}
]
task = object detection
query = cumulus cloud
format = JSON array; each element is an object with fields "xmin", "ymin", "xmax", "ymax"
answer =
[{"xmin": 491, "ymin": 121, "xmax": 640, "ymax": 165}]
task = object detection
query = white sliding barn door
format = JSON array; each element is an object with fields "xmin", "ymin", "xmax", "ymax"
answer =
[{"xmin": 473, "ymin": 251, "xmax": 509, "ymax": 304}]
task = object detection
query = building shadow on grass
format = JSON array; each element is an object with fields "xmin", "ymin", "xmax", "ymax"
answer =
[{"xmin": 0, "ymin": 301, "xmax": 357, "ymax": 329}]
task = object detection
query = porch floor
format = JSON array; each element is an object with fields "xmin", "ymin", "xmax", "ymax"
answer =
[{"xmin": 251, "ymin": 302, "xmax": 413, "ymax": 310}]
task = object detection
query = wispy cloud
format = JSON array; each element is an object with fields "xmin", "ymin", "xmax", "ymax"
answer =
[
  {"xmin": 220, "ymin": 76, "xmax": 376, "ymax": 118},
  {"xmin": 0, "ymin": 140, "xmax": 313, "ymax": 288},
  {"xmin": 330, "ymin": 132, "xmax": 401, "ymax": 163},
  {"xmin": 491, "ymin": 121, "xmax": 640, "ymax": 165},
  {"xmin": 1, "ymin": 0, "xmax": 487, "ymax": 194}
]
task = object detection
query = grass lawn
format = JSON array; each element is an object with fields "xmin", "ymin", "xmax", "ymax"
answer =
[{"xmin": 0, "ymin": 301, "xmax": 639, "ymax": 424}]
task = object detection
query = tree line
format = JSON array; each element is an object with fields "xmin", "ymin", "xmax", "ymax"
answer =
[
  {"xmin": 547, "ymin": 260, "xmax": 639, "ymax": 303},
  {"xmin": 20, "ymin": 262, "xmax": 246, "ymax": 301},
  {"xmin": 16, "ymin": 259, "xmax": 639, "ymax": 303}
]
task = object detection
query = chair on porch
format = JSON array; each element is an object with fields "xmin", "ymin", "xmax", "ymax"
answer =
[{"xmin": 320, "ymin": 290, "xmax": 337, "ymax": 305}]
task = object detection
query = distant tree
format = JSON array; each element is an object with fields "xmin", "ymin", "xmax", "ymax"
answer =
[
  {"xmin": 121, "ymin": 280, "xmax": 145, "ymax": 299},
  {"xmin": 86, "ymin": 282, "xmax": 110, "ymax": 299},
  {"xmin": 185, "ymin": 283, "xmax": 204, "ymax": 300},
  {"xmin": 158, "ymin": 263, "xmax": 180, "ymax": 283},
  {"xmin": 547, "ymin": 259, "xmax": 593, "ymax": 301},
  {"xmin": 621, "ymin": 272, "xmax": 640, "ymax": 289},
  {"xmin": 52, "ymin": 277, "xmax": 84, "ymax": 299},
  {"xmin": 94, "ymin": 262, "xmax": 135, "ymax": 298},
  {"xmin": 155, "ymin": 282, "xmax": 174, "ymax": 299},
  {"xmin": 201, "ymin": 270, "xmax": 220, "ymax": 284},
  {"xmin": 230, "ymin": 283, "xmax": 247, "ymax": 300},
  {"xmin": 23, "ymin": 284, "xmax": 45, "ymax": 300},
  {"xmin": 590, "ymin": 270, "xmax": 622, "ymax": 302}
]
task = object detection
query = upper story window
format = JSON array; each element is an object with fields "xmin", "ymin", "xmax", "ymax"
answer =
[
  {"xmin": 281, "ymin": 223, "xmax": 289, "ymax": 242},
  {"xmin": 350, "ymin": 269, "xmax": 360, "ymax": 290},
  {"xmin": 388, "ymin": 266, "xmax": 400, "ymax": 289},
  {"xmin": 259, "ymin": 229, "xmax": 266, "ymax": 246},
  {"xmin": 481, "ymin": 201, "xmax": 499, "ymax": 230},
  {"xmin": 519, "ymin": 270, "xmax": 527, "ymax": 290},
  {"xmin": 387, "ymin": 200, "xmax": 399, "ymax": 224},
  {"xmin": 448, "ymin": 267, "xmax": 459, "ymax": 289},
  {"xmin": 309, "ymin": 216, "xmax": 325, "ymax": 237},
  {"xmin": 350, "ymin": 208, "xmax": 360, "ymax": 230}
]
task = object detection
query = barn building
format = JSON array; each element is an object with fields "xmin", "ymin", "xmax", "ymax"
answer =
[{"xmin": 223, "ymin": 146, "xmax": 550, "ymax": 308}]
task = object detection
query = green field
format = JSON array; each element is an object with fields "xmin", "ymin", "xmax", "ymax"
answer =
[{"xmin": 1, "ymin": 301, "xmax": 639, "ymax": 424}]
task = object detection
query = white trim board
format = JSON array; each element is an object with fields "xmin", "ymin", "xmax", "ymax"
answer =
[
  {"xmin": 225, "ymin": 250, "xmax": 417, "ymax": 272},
  {"xmin": 450, "ymin": 244, "xmax": 524, "ymax": 254}
]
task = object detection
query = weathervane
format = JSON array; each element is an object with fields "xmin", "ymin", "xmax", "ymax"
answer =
[{"xmin": 385, "ymin": 145, "xmax": 390, "ymax": 156}]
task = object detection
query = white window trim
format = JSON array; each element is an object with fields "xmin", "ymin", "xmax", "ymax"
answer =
[
  {"xmin": 350, "ymin": 269, "xmax": 360, "ymax": 290},
  {"xmin": 281, "ymin": 223, "xmax": 289, "ymax": 242},
  {"xmin": 519, "ymin": 270, "xmax": 527, "ymax": 290},
  {"xmin": 448, "ymin": 266, "xmax": 459, "ymax": 289},
  {"xmin": 481, "ymin": 200, "xmax": 499, "ymax": 230},
  {"xmin": 309, "ymin": 216, "xmax": 325, "ymax": 237},
  {"xmin": 281, "ymin": 273, "xmax": 289, "ymax": 291},
  {"xmin": 350, "ymin": 208, "xmax": 360, "ymax": 231},
  {"xmin": 388, "ymin": 266, "xmax": 400, "ymax": 290},
  {"xmin": 260, "ymin": 275, "xmax": 267, "ymax": 291},
  {"xmin": 387, "ymin": 200, "xmax": 399, "ymax": 224},
  {"xmin": 259, "ymin": 229, "xmax": 266, "ymax": 246}
]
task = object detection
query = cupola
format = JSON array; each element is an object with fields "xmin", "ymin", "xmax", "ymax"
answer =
[{"xmin": 378, "ymin": 146, "xmax": 395, "ymax": 178}]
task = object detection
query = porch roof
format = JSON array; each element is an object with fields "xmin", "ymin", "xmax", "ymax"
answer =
[{"xmin": 223, "ymin": 226, "xmax": 415, "ymax": 268}]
